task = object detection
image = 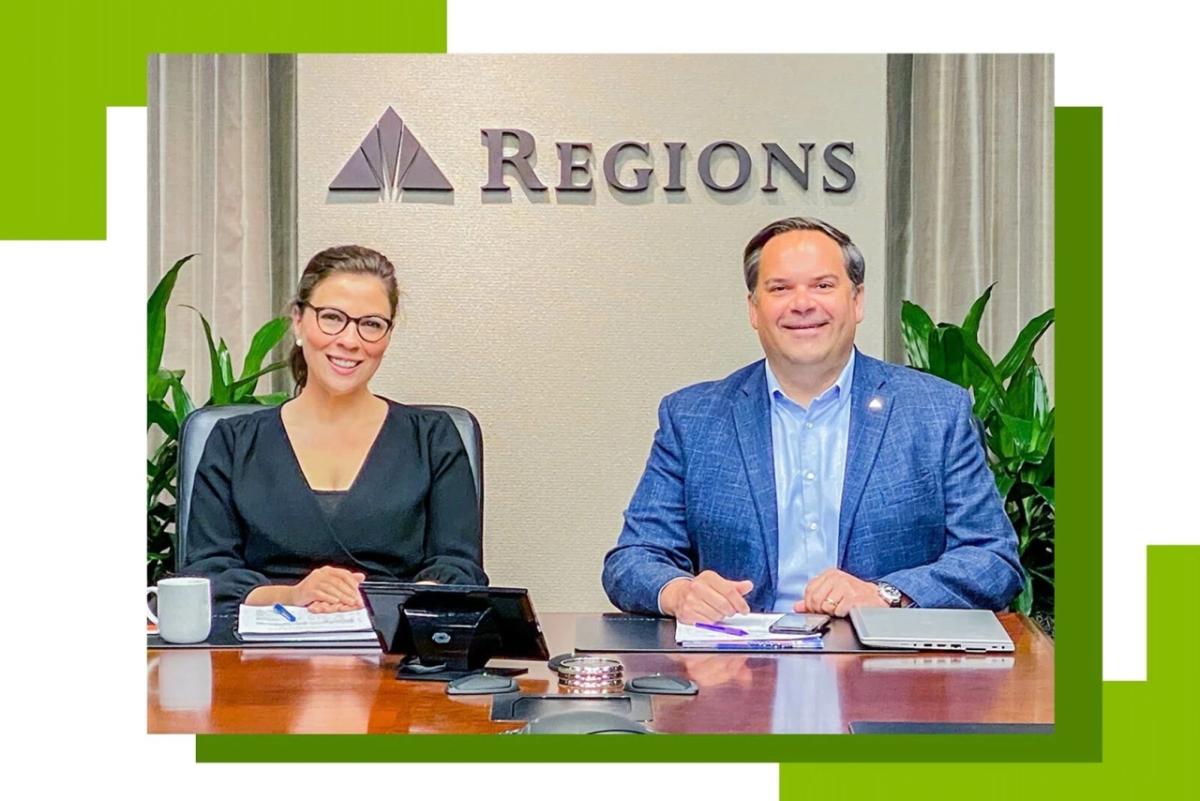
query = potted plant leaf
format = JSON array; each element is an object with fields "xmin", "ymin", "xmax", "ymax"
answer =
[
  {"xmin": 900, "ymin": 286, "xmax": 1055, "ymax": 634},
  {"xmin": 147, "ymin": 254, "xmax": 292, "ymax": 583}
]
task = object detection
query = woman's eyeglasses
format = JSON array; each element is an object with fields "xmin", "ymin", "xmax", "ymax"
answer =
[{"xmin": 303, "ymin": 303, "xmax": 393, "ymax": 342}]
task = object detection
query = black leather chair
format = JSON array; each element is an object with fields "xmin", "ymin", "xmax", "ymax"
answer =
[{"xmin": 174, "ymin": 403, "xmax": 484, "ymax": 571}]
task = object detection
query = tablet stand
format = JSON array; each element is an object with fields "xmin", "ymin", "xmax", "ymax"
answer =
[{"xmin": 394, "ymin": 597, "xmax": 527, "ymax": 682}]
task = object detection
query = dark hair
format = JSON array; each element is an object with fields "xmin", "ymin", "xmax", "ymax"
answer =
[
  {"xmin": 289, "ymin": 245, "xmax": 401, "ymax": 391},
  {"xmin": 742, "ymin": 216, "xmax": 865, "ymax": 295}
]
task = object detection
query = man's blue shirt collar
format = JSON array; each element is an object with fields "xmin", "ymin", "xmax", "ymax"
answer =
[{"xmin": 764, "ymin": 347, "xmax": 857, "ymax": 411}]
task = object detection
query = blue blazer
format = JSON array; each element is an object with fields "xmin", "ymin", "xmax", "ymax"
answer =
[{"xmin": 601, "ymin": 350, "xmax": 1023, "ymax": 615}]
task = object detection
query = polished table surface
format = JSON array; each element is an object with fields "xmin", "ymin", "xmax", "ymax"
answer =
[{"xmin": 147, "ymin": 612, "xmax": 1053, "ymax": 734}]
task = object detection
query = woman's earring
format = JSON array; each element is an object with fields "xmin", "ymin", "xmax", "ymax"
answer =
[{"xmin": 295, "ymin": 337, "xmax": 303, "ymax": 347}]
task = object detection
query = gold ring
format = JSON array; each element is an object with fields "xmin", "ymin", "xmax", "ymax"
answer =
[{"xmin": 824, "ymin": 596, "xmax": 839, "ymax": 608}]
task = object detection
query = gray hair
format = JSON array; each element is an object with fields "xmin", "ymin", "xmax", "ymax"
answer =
[{"xmin": 742, "ymin": 216, "xmax": 865, "ymax": 295}]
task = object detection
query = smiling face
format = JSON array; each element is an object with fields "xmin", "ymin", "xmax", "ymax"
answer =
[
  {"xmin": 292, "ymin": 272, "xmax": 394, "ymax": 398},
  {"xmin": 748, "ymin": 229, "xmax": 863, "ymax": 380}
]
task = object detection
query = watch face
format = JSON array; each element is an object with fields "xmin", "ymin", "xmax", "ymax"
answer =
[{"xmin": 878, "ymin": 583, "xmax": 901, "ymax": 605}]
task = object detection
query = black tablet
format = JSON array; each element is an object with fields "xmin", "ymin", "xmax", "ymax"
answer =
[{"xmin": 359, "ymin": 581, "xmax": 549, "ymax": 680}]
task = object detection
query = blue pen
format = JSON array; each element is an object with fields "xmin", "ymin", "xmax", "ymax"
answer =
[
  {"xmin": 695, "ymin": 621, "xmax": 749, "ymax": 636},
  {"xmin": 273, "ymin": 603, "xmax": 297, "ymax": 622}
]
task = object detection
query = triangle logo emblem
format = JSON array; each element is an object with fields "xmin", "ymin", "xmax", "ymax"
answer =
[{"xmin": 330, "ymin": 107, "xmax": 453, "ymax": 194}]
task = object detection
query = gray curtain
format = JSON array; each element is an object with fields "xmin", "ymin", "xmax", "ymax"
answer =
[
  {"xmin": 147, "ymin": 54, "xmax": 297, "ymax": 401},
  {"xmin": 886, "ymin": 54, "xmax": 1054, "ymax": 397}
]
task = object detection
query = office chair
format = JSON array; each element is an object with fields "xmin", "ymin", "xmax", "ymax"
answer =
[{"xmin": 174, "ymin": 402, "xmax": 484, "ymax": 571}]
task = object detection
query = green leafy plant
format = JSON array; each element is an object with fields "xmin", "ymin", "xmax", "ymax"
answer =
[
  {"xmin": 900, "ymin": 286, "xmax": 1054, "ymax": 619},
  {"xmin": 147, "ymin": 254, "xmax": 292, "ymax": 583}
]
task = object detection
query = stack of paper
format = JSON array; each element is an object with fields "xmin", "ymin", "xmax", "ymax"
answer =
[
  {"xmin": 237, "ymin": 605, "xmax": 379, "ymax": 643},
  {"xmin": 675, "ymin": 613, "xmax": 824, "ymax": 649}
]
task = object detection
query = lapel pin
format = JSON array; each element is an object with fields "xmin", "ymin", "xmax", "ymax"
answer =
[{"xmin": 868, "ymin": 396, "xmax": 884, "ymax": 412}]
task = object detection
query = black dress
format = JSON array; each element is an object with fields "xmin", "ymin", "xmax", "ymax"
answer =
[{"xmin": 183, "ymin": 399, "xmax": 486, "ymax": 615}]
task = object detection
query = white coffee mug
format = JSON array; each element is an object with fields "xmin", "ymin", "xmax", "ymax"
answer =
[{"xmin": 147, "ymin": 577, "xmax": 212, "ymax": 644}]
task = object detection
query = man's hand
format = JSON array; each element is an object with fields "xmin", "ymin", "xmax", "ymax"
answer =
[
  {"xmin": 289, "ymin": 566, "xmax": 366, "ymax": 608},
  {"xmin": 795, "ymin": 568, "xmax": 888, "ymax": 617},
  {"xmin": 661, "ymin": 570, "xmax": 754, "ymax": 624}
]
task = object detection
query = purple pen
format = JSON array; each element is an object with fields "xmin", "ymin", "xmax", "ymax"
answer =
[{"xmin": 695, "ymin": 621, "xmax": 749, "ymax": 636}]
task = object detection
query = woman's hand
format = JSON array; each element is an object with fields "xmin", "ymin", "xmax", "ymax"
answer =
[
  {"xmin": 289, "ymin": 565, "xmax": 366, "ymax": 608},
  {"xmin": 306, "ymin": 600, "xmax": 361, "ymax": 614}
]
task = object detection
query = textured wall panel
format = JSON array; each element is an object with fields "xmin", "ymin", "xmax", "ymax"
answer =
[{"xmin": 298, "ymin": 55, "xmax": 887, "ymax": 612}]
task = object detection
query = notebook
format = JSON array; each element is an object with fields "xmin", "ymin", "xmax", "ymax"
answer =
[
  {"xmin": 674, "ymin": 613, "xmax": 823, "ymax": 650},
  {"xmin": 236, "ymin": 604, "xmax": 379, "ymax": 643}
]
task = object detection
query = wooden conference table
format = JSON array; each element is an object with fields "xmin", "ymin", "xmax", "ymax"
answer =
[{"xmin": 147, "ymin": 612, "xmax": 1053, "ymax": 734}]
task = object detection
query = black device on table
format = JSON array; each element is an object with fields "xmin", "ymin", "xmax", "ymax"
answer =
[
  {"xmin": 768, "ymin": 613, "xmax": 831, "ymax": 634},
  {"xmin": 359, "ymin": 581, "xmax": 550, "ymax": 682}
]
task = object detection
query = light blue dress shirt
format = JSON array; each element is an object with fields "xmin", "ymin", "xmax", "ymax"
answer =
[{"xmin": 766, "ymin": 350, "xmax": 855, "ymax": 613}]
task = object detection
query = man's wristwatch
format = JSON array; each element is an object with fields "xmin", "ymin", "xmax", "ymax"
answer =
[{"xmin": 876, "ymin": 581, "xmax": 903, "ymax": 607}]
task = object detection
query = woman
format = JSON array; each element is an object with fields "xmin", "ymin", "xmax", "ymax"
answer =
[{"xmin": 185, "ymin": 245, "xmax": 486, "ymax": 616}]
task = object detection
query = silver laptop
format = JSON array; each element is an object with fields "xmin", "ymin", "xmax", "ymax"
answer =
[{"xmin": 849, "ymin": 608, "xmax": 1014, "ymax": 653}]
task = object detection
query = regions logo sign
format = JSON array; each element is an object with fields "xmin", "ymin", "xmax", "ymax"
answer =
[
  {"xmin": 331, "ymin": 108, "xmax": 857, "ymax": 198},
  {"xmin": 330, "ymin": 106, "xmax": 453, "ymax": 195}
]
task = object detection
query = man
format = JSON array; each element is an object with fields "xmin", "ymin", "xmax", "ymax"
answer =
[{"xmin": 602, "ymin": 217, "xmax": 1022, "ymax": 623}]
